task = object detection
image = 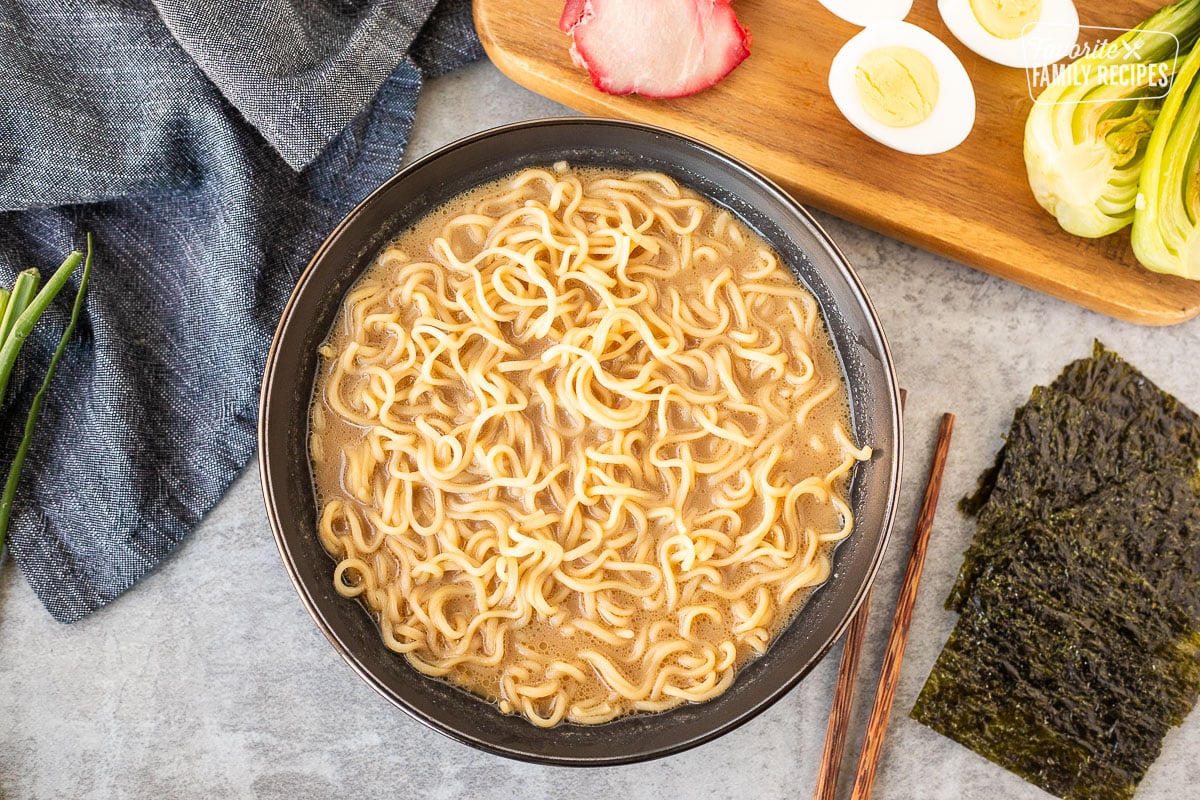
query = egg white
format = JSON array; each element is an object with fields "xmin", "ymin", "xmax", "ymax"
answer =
[
  {"xmin": 938, "ymin": 0, "xmax": 1080, "ymax": 68},
  {"xmin": 815, "ymin": 0, "xmax": 913, "ymax": 27},
  {"xmin": 828, "ymin": 20, "xmax": 977, "ymax": 155}
]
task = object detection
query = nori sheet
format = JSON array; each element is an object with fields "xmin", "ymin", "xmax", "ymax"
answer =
[
  {"xmin": 915, "ymin": 508, "xmax": 1200, "ymax": 798},
  {"xmin": 959, "ymin": 341, "xmax": 1200, "ymax": 517},
  {"xmin": 1052, "ymin": 341, "xmax": 1200, "ymax": 431},
  {"xmin": 949, "ymin": 344, "xmax": 1200, "ymax": 612},
  {"xmin": 911, "ymin": 343, "xmax": 1200, "ymax": 800}
]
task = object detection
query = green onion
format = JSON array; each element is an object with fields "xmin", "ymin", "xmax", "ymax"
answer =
[
  {"xmin": 0, "ymin": 255, "xmax": 81, "ymax": 406},
  {"xmin": 0, "ymin": 237, "xmax": 91, "ymax": 557},
  {"xmin": 0, "ymin": 269, "xmax": 41, "ymax": 361}
]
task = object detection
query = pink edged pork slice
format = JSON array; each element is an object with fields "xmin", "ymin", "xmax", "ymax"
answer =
[{"xmin": 560, "ymin": 0, "xmax": 751, "ymax": 99}]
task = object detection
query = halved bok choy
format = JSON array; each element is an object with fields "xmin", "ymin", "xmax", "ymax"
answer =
[
  {"xmin": 1131, "ymin": 39, "xmax": 1200, "ymax": 279},
  {"xmin": 1024, "ymin": 0, "xmax": 1200, "ymax": 238}
]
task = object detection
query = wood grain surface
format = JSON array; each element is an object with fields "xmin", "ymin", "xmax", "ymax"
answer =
[{"xmin": 474, "ymin": 0, "xmax": 1200, "ymax": 325}]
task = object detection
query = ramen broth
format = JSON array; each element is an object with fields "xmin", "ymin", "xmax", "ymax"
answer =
[{"xmin": 310, "ymin": 164, "xmax": 869, "ymax": 726}]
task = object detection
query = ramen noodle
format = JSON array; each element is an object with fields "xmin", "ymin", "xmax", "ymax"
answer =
[{"xmin": 310, "ymin": 164, "xmax": 871, "ymax": 726}]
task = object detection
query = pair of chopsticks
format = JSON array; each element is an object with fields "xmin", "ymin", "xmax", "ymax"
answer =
[{"xmin": 813, "ymin": 400, "xmax": 955, "ymax": 800}]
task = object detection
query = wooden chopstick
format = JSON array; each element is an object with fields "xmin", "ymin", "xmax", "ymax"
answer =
[
  {"xmin": 811, "ymin": 389, "xmax": 906, "ymax": 800},
  {"xmin": 848, "ymin": 412, "xmax": 955, "ymax": 800},
  {"xmin": 812, "ymin": 585, "xmax": 874, "ymax": 800}
]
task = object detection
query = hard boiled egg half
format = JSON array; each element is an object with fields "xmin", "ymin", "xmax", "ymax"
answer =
[
  {"xmin": 939, "ymin": 0, "xmax": 1080, "ymax": 68},
  {"xmin": 816, "ymin": 0, "xmax": 914, "ymax": 27},
  {"xmin": 828, "ymin": 21, "xmax": 976, "ymax": 155}
]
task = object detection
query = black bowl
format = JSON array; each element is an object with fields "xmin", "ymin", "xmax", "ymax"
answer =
[{"xmin": 258, "ymin": 117, "xmax": 903, "ymax": 765}]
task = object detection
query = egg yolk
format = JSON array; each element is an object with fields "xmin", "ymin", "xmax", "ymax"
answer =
[
  {"xmin": 854, "ymin": 47, "xmax": 939, "ymax": 128},
  {"xmin": 969, "ymin": 0, "xmax": 1042, "ymax": 40}
]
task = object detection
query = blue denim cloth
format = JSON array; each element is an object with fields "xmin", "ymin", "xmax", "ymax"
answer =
[{"xmin": 0, "ymin": 0, "xmax": 482, "ymax": 622}]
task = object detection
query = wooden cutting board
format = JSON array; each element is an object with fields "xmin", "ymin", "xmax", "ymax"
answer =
[{"xmin": 474, "ymin": 0, "xmax": 1200, "ymax": 325}]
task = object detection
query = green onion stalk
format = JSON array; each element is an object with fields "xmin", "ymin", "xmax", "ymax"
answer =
[
  {"xmin": 1024, "ymin": 0, "xmax": 1200, "ymax": 238},
  {"xmin": 0, "ymin": 235, "xmax": 93, "ymax": 558},
  {"xmin": 0, "ymin": 269, "xmax": 41, "ymax": 349}
]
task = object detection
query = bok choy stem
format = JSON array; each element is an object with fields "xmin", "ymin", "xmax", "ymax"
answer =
[{"xmin": 1131, "ymin": 41, "xmax": 1200, "ymax": 278}]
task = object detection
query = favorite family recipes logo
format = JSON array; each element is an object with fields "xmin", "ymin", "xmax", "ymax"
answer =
[{"xmin": 1026, "ymin": 25, "xmax": 1180, "ymax": 101}]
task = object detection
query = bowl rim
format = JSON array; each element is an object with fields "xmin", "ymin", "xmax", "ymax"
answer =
[{"xmin": 258, "ymin": 115, "xmax": 904, "ymax": 765}]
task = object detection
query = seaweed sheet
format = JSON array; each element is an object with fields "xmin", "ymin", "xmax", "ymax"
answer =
[
  {"xmin": 1053, "ymin": 342, "xmax": 1200, "ymax": 431},
  {"xmin": 959, "ymin": 341, "xmax": 1200, "ymax": 515},
  {"xmin": 912, "ymin": 343, "xmax": 1200, "ymax": 800},
  {"xmin": 916, "ymin": 480, "xmax": 1200, "ymax": 797},
  {"xmin": 949, "ymin": 345, "xmax": 1200, "ymax": 612}
]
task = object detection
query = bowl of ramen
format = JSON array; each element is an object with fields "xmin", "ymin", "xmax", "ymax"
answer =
[{"xmin": 259, "ymin": 117, "xmax": 902, "ymax": 765}]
